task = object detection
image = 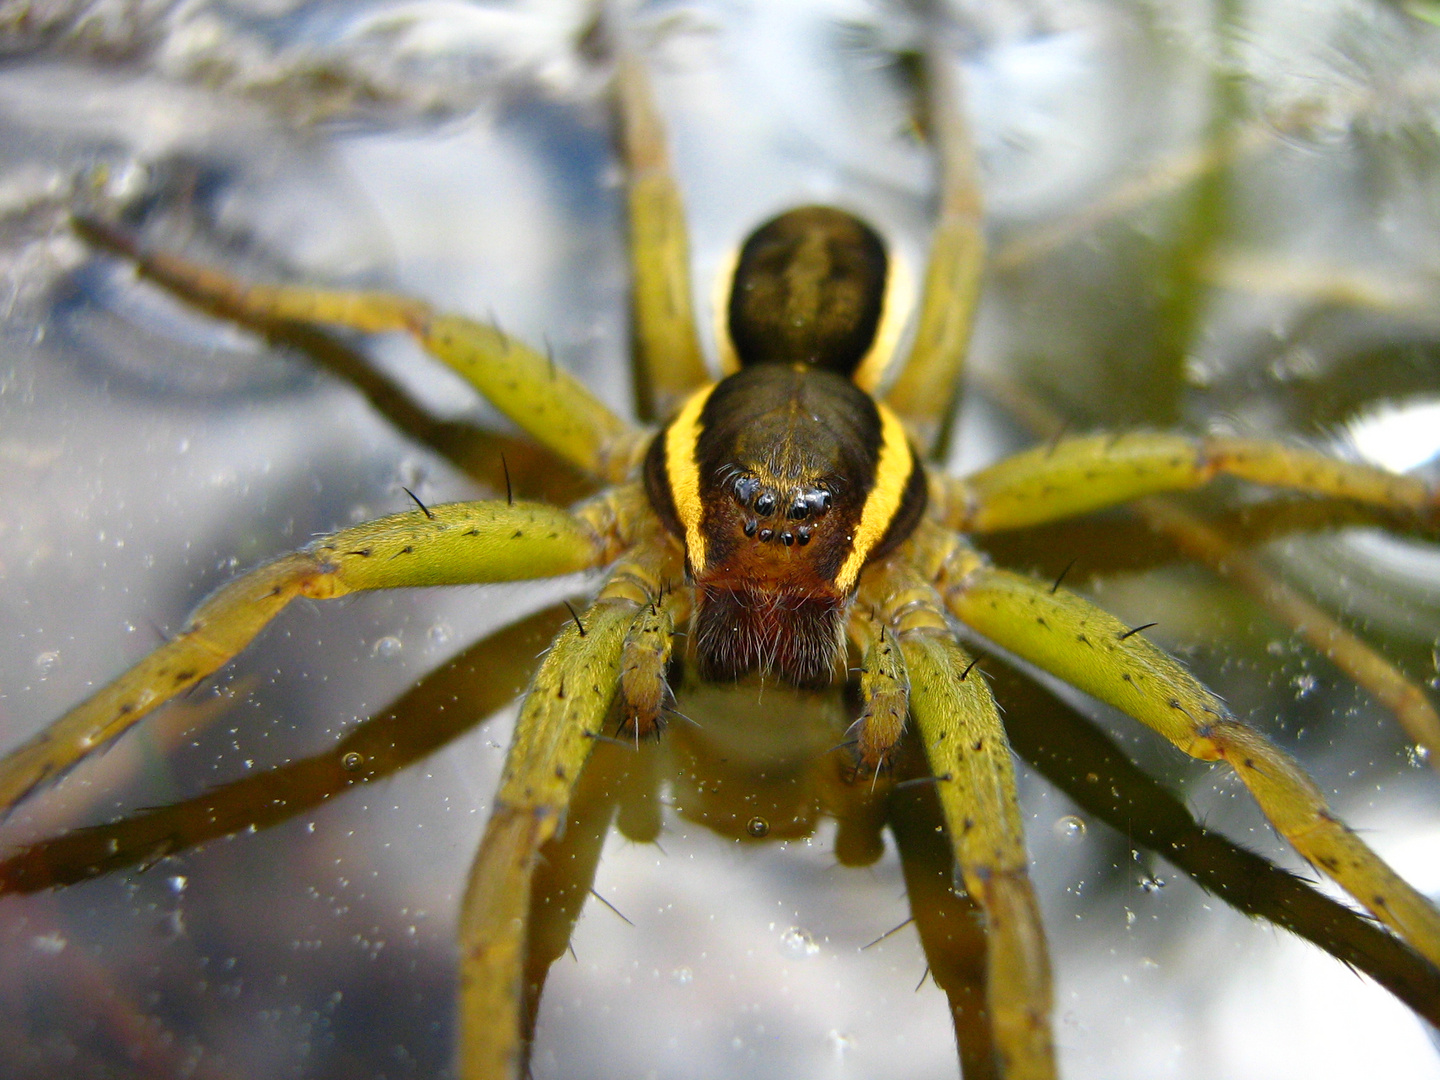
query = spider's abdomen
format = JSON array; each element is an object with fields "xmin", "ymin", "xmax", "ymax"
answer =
[
  {"xmin": 725, "ymin": 206, "xmax": 890, "ymax": 376},
  {"xmin": 645, "ymin": 364, "xmax": 926, "ymax": 687}
]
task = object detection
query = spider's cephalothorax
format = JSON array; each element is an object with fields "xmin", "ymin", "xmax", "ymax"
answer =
[{"xmin": 644, "ymin": 206, "xmax": 926, "ymax": 686}]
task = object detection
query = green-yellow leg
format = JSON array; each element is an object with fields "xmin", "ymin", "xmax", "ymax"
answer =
[
  {"xmin": 520, "ymin": 737, "xmax": 639, "ymax": 1067},
  {"xmin": 0, "ymin": 606, "xmax": 571, "ymax": 896},
  {"xmin": 613, "ymin": 50, "xmax": 711, "ymax": 420},
  {"xmin": 459, "ymin": 598, "xmax": 633, "ymax": 1080},
  {"xmin": 878, "ymin": 41, "xmax": 986, "ymax": 458},
  {"xmin": 458, "ymin": 534, "xmax": 676, "ymax": 1080},
  {"xmin": 859, "ymin": 558, "xmax": 1056, "ymax": 1080},
  {"xmin": 888, "ymin": 774, "xmax": 998, "ymax": 1080},
  {"xmin": 72, "ymin": 217, "xmax": 644, "ymax": 482},
  {"xmin": 940, "ymin": 431, "xmax": 1438, "ymax": 532},
  {"xmin": 1139, "ymin": 495, "xmax": 1440, "ymax": 766},
  {"xmin": 915, "ymin": 521, "xmax": 1440, "ymax": 969},
  {"xmin": 970, "ymin": 375, "xmax": 1440, "ymax": 769},
  {"xmin": 0, "ymin": 498, "xmax": 616, "ymax": 814}
]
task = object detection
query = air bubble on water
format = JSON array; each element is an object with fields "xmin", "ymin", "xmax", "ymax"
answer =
[
  {"xmin": 33, "ymin": 651, "xmax": 59, "ymax": 678},
  {"xmin": 1138, "ymin": 875, "xmax": 1166, "ymax": 893},
  {"xmin": 32, "ymin": 932, "xmax": 66, "ymax": 955},
  {"xmin": 1182, "ymin": 355, "xmax": 1213, "ymax": 388},
  {"xmin": 372, "ymin": 635, "xmax": 403, "ymax": 660},
  {"xmin": 341, "ymin": 751, "xmax": 364, "ymax": 771},
  {"xmin": 746, "ymin": 816, "xmax": 770, "ymax": 838},
  {"xmin": 780, "ymin": 926, "xmax": 819, "ymax": 958},
  {"xmin": 398, "ymin": 458, "xmax": 426, "ymax": 488},
  {"xmin": 427, "ymin": 623, "xmax": 452, "ymax": 647},
  {"xmin": 1407, "ymin": 744, "xmax": 1431, "ymax": 768},
  {"xmin": 1291, "ymin": 673, "xmax": 1317, "ymax": 699},
  {"xmin": 671, "ymin": 966, "xmax": 694, "ymax": 986},
  {"xmin": 1053, "ymin": 815, "xmax": 1086, "ymax": 841},
  {"xmin": 168, "ymin": 875, "xmax": 188, "ymax": 894}
]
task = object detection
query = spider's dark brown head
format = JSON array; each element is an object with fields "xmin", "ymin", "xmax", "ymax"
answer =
[{"xmin": 645, "ymin": 364, "xmax": 926, "ymax": 688}]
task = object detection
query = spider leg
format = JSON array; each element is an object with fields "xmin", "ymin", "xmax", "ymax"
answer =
[
  {"xmin": 876, "ymin": 39, "xmax": 985, "ymax": 458},
  {"xmin": 71, "ymin": 216, "xmax": 643, "ymax": 483},
  {"xmin": 0, "ymin": 606, "xmax": 572, "ymax": 896},
  {"xmin": 520, "ymin": 736, "xmax": 641, "ymax": 1073},
  {"xmin": 459, "ymin": 532, "xmax": 678, "ymax": 1080},
  {"xmin": 966, "ymin": 378, "xmax": 1440, "ymax": 765},
  {"xmin": 859, "ymin": 556, "xmax": 1056, "ymax": 1080},
  {"xmin": 611, "ymin": 45, "xmax": 711, "ymax": 420},
  {"xmin": 918, "ymin": 521, "xmax": 1440, "ymax": 969},
  {"xmin": 0, "ymin": 497, "xmax": 618, "ymax": 814},
  {"xmin": 888, "ymin": 768, "xmax": 999, "ymax": 1080},
  {"xmin": 940, "ymin": 430, "xmax": 1437, "ymax": 532},
  {"xmin": 1140, "ymin": 495, "xmax": 1440, "ymax": 764}
]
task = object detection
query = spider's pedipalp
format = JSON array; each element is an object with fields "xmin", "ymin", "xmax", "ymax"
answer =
[
  {"xmin": 848, "ymin": 619, "xmax": 909, "ymax": 775},
  {"xmin": 929, "ymin": 524, "xmax": 1440, "ymax": 970},
  {"xmin": 618, "ymin": 594, "xmax": 680, "ymax": 738},
  {"xmin": 0, "ymin": 500, "xmax": 609, "ymax": 815}
]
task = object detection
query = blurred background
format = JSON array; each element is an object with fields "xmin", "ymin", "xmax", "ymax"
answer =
[{"xmin": 1, "ymin": 0, "xmax": 1439, "ymax": 1077}]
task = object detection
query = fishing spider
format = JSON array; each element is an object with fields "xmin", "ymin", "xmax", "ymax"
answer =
[{"xmin": 3, "ymin": 3, "xmax": 1440, "ymax": 1078}]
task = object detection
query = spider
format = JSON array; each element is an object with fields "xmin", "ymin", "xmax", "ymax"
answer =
[{"xmin": 3, "ymin": 2, "xmax": 1440, "ymax": 1078}]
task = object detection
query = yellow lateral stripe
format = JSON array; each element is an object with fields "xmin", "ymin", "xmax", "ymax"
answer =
[
  {"xmin": 836, "ymin": 402, "xmax": 915, "ymax": 592},
  {"xmin": 664, "ymin": 384, "xmax": 716, "ymax": 574},
  {"xmin": 712, "ymin": 243, "xmax": 743, "ymax": 376},
  {"xmin": 851, "ymin": 251, "xmax": 915, "ymax": 394}
]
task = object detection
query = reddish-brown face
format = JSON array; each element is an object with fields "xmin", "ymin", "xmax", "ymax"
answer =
[{"xmin": 645, "ymin": 363, "xmax": 925, "ymax": 687}]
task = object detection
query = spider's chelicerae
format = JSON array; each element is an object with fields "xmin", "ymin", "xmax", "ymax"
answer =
[{"xmin": 4, "ymin": 3, "xmax": 1440, "ymax": 1079}]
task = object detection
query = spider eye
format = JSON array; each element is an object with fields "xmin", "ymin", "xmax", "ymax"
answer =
[
  {"xmin": 786, "ymin": 496, "xmax": 809, "ymax": 520},
  {"xmin": 754, "ymin": 492, "xmax": 776, "ymax": 517},
  {"xmin": 733, "ymin": 477, "xmax": 759, "ymax": 506}
]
